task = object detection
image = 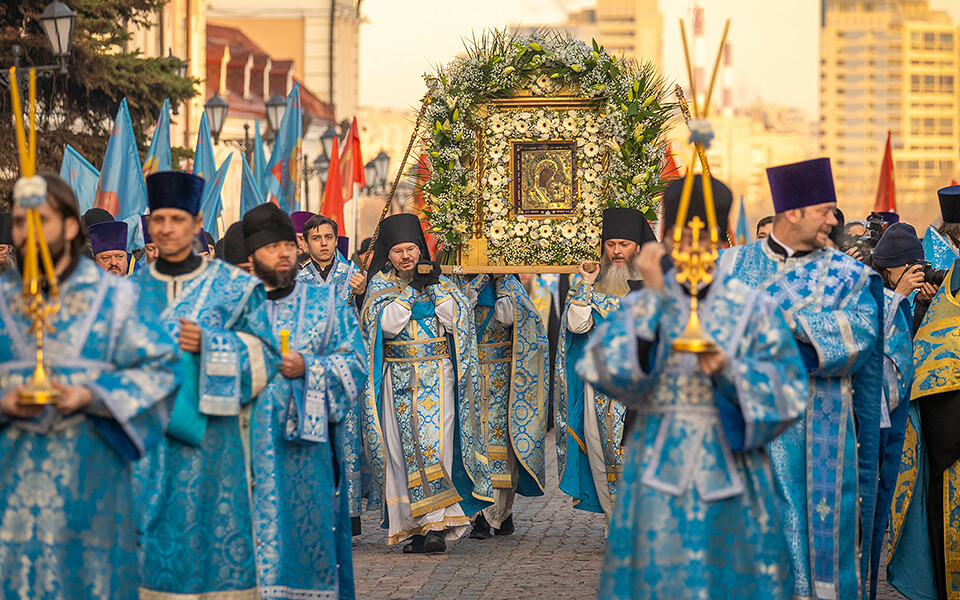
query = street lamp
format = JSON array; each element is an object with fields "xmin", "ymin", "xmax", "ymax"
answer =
[
  {"xmin": 364, "ymin": 160, "xmax": 376, "ymax": 190},
  {"xmin": 264, "ymin": 94, "xmax": 286, "ymax": 134},
  {"xmin": 204, "ymin": 93, "xmax": 230, "ymax": 144},
  {"xmin": 166, "ymin": 50, "xmax": 189, "ymax": 114},
  {"xmin": 373, "ymin": 151, "xmax": 390, "ymax": 185},
  {"xmin": 39, "ymin": 1, "xmax": 76, "ymax": 71},
  {"xmin": 1, "ymin": 1, "xmax": 76, "ymax": 87},
  {"xmin": 320, "ymin": 126, "xmax": 338, "ymax": 159}
]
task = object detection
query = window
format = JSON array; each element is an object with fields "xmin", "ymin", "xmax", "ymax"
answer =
[{"xmin": 940, "ymin": 33, "xmax": 954, "ymax": 52}]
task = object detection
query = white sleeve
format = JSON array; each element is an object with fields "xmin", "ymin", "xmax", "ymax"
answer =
[
  {"xmin": 435, "ymin": 296, "xmax": 455, "ymax": 336},
  {"xmin": 380, "ymin": 299, "xmax": 413, "ymax": 339},
  {"xmin": 494, "ymin": 296, "xmax": 514, "ymax": 327},
  {"xmin": 566, "ymin": 301, "xmax": 594, "ymax": 334}
]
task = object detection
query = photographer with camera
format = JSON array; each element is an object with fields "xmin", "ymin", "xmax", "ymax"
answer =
[{"xmin": 872, "ymin": 223, "xmax": 940, "ymax": 332}]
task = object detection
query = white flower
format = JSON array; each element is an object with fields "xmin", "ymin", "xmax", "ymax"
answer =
[
  {"xmin": 585, "ymin": 121, "xmax": 600, "ymax": 134},
  {"xmin": 490, "ymin": 146, "xmax": 503, "ymax": 160},
  {"xmin": 535, "ymin": 75, "xmax": 551, "ymax": 89},
  {"xmin": 562, "ymin": 117, "xmax": 577, "ymax": 132},
  {"xmin": 454, "ymin": 223, "xmax": 468, "ymax": 234},
  {"xmin": 488, "ymin": 198, "xmax": 505, "ymax": 214},
  {"xmin": 587, "ymin": 235, "xmax": 600, "ymax": 246},
  {"xmin": 487, "ymin": 172, "xmax": 503, "ymax": 188},
  {"xmin": 551, "ymin": 118, "xmax": 561, "ymax": 130},
  {"xmin": 490, "ymin": 115, "xmax": 505, "ymax": 134},
  {"xmin": 535, "ymin": 118, "xmax": 552, "ymax": 135},
  {"xmin": 539, "ymin": 238, "xmax": 550, "ymax": 248},
  {"xmin": 515, "ymin": 120, "xmax": 529, "ymax": 135},
  {"xmin": 586, "ymin": 226, "xmax": 601, "ymax": 238},
  {"xmin": 514, "ymin": 222, "xmax": 530, "ymax": 236},
  {"xmin": 514, "ymin": 111, "xmax": 531, "ymax": 121},
  {"xmin": 489, "ymin": 222, "xmax": 507, "ymax": 241},
  {"xmin": 583, "ymin": 169, "xmax": 597, "ymax": 182},
  {"xmin": 560, "ymin": 223, "xmax": 577, "ymax": 239},
  {"xmin": 583, "ymin": 142, "xmax": 600, "ymax": 158},
  {"xmin": 538, "ymin": 223, "xmax": 552, "ymax": 238},
  {"xmin": 582, "ymin": 195, "xmax": 599, "ymax": 211}
]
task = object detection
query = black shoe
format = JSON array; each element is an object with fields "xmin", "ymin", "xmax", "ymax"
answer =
[
  {"xmin": 423, "ymin": 530, "xmax": 447, "ymax": 553},
  {"xmin": 494, "ymin": 514, "xmax": 514, "ymax": 536},
  {"xmin": 469, "ymin": 513, "xmax": 492, "ymax": 540},
  {"xmin": 402, "ymin": 535, "xmax": 426, "ymax": 554}
]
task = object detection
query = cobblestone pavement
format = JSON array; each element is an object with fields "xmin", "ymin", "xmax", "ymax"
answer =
[
  {"xmin": 353, "ymin": 435, "xmax": 910, "ymax": 600},
  {"xmin": 353, "ymin": 435, "xmax": 605, "ymax": 600}
]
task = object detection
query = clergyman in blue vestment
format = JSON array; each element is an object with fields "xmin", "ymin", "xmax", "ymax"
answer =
[
  {"xmin": 0, "ymin": 174, "xmax": 178, "ymax": 600},
  {"xmin": 719, "ymin": 158, "xmax": 884, "ymax": 600},
  {"xmin": 133, "ymin": 172, "xmax": 280, "ymax": 600}
]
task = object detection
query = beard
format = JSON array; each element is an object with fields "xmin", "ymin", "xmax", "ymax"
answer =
[
  {"xmin": 595, "ymin": 254, "xmax": 640, "ymax": 297},
  {"xmin": 252, "ymin": 256, "xmax": 296, "ymax": 289},
  {"xmin": 16, "ymin": 228, "xmax": 67, "ymax": 273}
]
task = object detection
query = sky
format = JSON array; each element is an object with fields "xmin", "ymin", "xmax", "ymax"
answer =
[{"xmin": 359, "ymin": 0, "xmax": 960, "ymax": 116}]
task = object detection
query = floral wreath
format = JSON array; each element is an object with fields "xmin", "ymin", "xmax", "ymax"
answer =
[{"xmin": 420, "ymin": 29, "xmax": 674, "ymax": 265}]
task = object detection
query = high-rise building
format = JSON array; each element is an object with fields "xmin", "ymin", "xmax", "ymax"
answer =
[
  {"xmin": 514, "ymin": 0, "xmax": 663, "ymax": 69},
  {"xmin": 820, "ymin": 0, "xmax": 960, "ymax": 225}
]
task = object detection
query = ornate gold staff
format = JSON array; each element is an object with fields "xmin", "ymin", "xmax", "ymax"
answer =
[
  {"xmin": 9, "ymin": 67, "xmax": 62, "ymax": 405},
  {"xmin": 669, "ymin": 18, "xmax": 730, "ymax": 354}
]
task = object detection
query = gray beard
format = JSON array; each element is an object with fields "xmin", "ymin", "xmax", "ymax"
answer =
[
  {"xmin": 595, "ymin": 255, "xmax": 640, "ymax": 297},
  {"xmin": 396, "ymin": 270, "xmax": 413, "ymax": 286}
]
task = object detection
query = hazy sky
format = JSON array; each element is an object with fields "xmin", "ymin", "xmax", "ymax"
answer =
[{"xmin": 359, "ymin": 0, "xmax": 960, "ymax": 116}]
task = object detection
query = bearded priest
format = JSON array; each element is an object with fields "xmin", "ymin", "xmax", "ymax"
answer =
[
  {"xmin": 359, "ymin": 213, "xmax": 492, "ymax": 554},
  {"xmin": 556, "ymin": 207, "xmax": 656, "ymax": 522}
]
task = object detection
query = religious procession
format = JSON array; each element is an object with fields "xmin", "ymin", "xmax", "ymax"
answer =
[{"xmin": 2, "ymin": 1, "xmax": 960, "ymax": 599}]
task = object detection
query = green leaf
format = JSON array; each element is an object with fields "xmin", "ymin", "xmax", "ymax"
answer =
[
  {"xmin": 452, "ymin": 108, "xmax": 459, "ymax": 122},
  {"xmin": 627, "ymin": 103, "xmax": 638, "ymax": 116}
]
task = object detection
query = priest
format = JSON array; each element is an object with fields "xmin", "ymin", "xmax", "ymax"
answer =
[
  {"xmin": 464, "ymin": 273, "xmax": 549, "ymax": 539},
  {"xmin": 360, "ymin": 213, "xmax": 492, "ymax": 553},
  {"xmin": 133, "ymin": 171, "xmax": 280, "ymax": 599},
  {"xmin": 578, "ymin": 174, "xmax": 806, "ymax": 599},
  {"xmin": 718, "ymin": 158, "xmax": 883, "ymax": 600},
  {"xmin": 0, "ymin": 173, "xmax": 178, "ymax": 599},
  {"xmin": 556, "ymin": 206, "xmax": 656, "ymax": 522},
  {"xmin": 88, "ymin": 220, "xmax": 131, "ymax": 276},
  {"xmin": 241, "ymin": 203, "xmax": 368, "ymax": 599}
]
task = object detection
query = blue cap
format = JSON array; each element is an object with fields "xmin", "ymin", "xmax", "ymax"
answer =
[
  {"xmin": 872, "ymin": 223, "xmax": 923, "ymax": 268},
  {"xmin": 876, "ymin": 211, "xmax": 899, "ymax": 224},
  {"xmin": 767, "ymin": 158, "xmax": 837, "ymax": 214},
  {"xmin": 146, "ymin": 171, "xmax": 204, "ymax": 216},
  {"xmin": 141, "ymin": 215, "xmax": 152, "ymax": 244},
  {"xmin": 939, "ymin": 185, "xmax": 960, "ymax": 224},
  {"xmin": 88, "ymin": 221, "xmax": 128, "ymax": 255}
]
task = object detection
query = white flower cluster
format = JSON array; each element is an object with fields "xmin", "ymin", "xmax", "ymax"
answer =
[{"xmin": 481, "ymin": 106, "xmax": 605, "ymax": 264}]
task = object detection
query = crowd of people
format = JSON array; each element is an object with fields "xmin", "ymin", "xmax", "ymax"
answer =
[{"xmin": 1, "ymin": 157, "xmax": 959, "ymax": 600}]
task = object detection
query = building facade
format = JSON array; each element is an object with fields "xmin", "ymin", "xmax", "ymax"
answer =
[
  {"xmin": 206, "ymin": 0, "xmax": 362, "ymax": 120},
  {"xmin": 820, "ymin": 0, "xmax": 960, "ymax": 226}
]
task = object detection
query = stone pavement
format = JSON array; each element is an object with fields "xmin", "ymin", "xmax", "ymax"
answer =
[
  {"xmin": 353, "ymin": 435, "xmax": 605, "ymax": 600},
  {"xmin": 352, "ymin": 435, "xmax": 911, "ymax": 600}
]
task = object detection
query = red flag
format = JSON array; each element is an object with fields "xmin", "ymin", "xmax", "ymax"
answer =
[
  {"xmin": 339, "ymin": 117, "xmax": 366, "ymax": 203},
  {"xmin": 661, "ymin": 143, "xmax": 682, "ymax": 180},
  {"xmin": 873, "ymin": 131, "xmax": 896, "ymax": 213},
  {"xmin": 412, "ymin": 153, "xmax": 438, "ymax": 255},
  {"xmin": 321, "ymin": 137, "xmax": 345, "ymax": 231}
]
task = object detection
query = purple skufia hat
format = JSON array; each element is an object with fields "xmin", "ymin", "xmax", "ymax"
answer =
[
  {"xmin": 766, "ymin": 157, "xmax": 837, "ymax": 214},
  {"xmin": 876, "ymin": 211, "xmax": 899, "ymax": 225},
  {"xmin": 338, "ymin": 236, "xmax": 350, "ymax": 260},
  {"xmin": 291, "ymin": 211, "xmax": 316, "ymax": 235},
  {"xmin": 141, "ymin": 215, "xmax": 152, "ymax": 245},
  {"xmin": 88, "ymin": 221, "xmax": 128, "ymax": 255},
  {"xmin": 197, "ymin": 228, "xmax": 209, "ymax": 253}
]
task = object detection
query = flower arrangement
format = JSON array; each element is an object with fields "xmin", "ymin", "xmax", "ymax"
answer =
[{"xmin": 420, "ymin": 29, "xmax": 674, "ymax": 265}]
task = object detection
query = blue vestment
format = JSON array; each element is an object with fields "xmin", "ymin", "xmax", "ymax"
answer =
[
  {"xmin": 359, "ymin": 270, "xmax": 492, "ymax": 544},
  {"xmin": 0, "ymin": 257, "xmax": 178, "ymax": 600},
  {"xmin": 555, "ymin": 279, "xmax": 623, "ymax": 516},
  {"xmin": 253, "ymin": 281, "xmax": 368, "ymax": 599},
  {"xmin": 578, "ymin": 268, "xmax": 807, "ymax": 599},
  {"xmin": 297, "ymin": 253, "xmax": 359, "ymax": 304},
  {"xmin": 719, "ymin": 239, "xmax": 884, "ymax": 600},
  {"xmin": 133, "ymin": 257, "xmax": 279, "ymax": 598}
]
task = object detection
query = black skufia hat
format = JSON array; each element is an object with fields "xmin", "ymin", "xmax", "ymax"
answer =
[
  {"xmin": 939, "ymin": 185, "xmax": 960, "ymax": 224},
  {"xmin": 367, "ymin": 213, "xmax": 430, "ymax": 282},
  {"xmin": 601, "ymin": 207, "xmax": 656, "ymax": 245},
  {"xmin": 218, "ymin": 222, "xmax": 248, "ymax": 266},
  {"xmin": 661, "ymin": 174, "xmax": 734, "ymax": 234},
  {"xmin": 242, "ymin": 203, "xmax": 296, "ymax": 254}
]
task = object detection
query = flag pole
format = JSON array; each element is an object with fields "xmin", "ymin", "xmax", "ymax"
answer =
[{"xmin": 348, "ymin": 82, "xmax": 437, "ymax": 305}]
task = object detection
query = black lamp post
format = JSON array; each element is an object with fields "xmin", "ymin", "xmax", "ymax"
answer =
[
  {"xmin": 373, "ymin": 151, "xmax": 390, "ymax": 186},
  {"xmin": 320, "ymin": 126, "xmax": 338, "ymax": 159},
  {"xmin": 2, "ymin": 1, "xmax": 76, "ymax": 86},
  {"xmin": 204, "ymin": 93, "xmax": 230, "ymax": 144},
  {"xmin": 167, "ymin": 50, "xmax": 189, "ymax": 114},
  {"xmin": 264, "ymin": 94, "xmax": 287, "ymax": 135}
]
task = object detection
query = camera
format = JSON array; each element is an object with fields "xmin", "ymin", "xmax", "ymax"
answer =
[
  {"xmin": 909, "ymin": 260, "xmax": 948, "ymax": 287},
  {"xmin": 847, "ymin": 213, "xmax": 887, "ymax": 264}
]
